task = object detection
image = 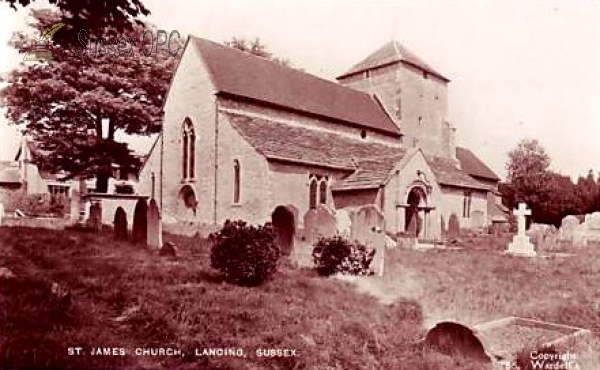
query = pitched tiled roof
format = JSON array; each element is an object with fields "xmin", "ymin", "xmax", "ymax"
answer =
[
  {"xmin": 332, "ymin": 154, "xmax": 407, "ymax": 191},
  {"xmin": 192, "ymin": 37, "xmax": 401, "ymax": 137},
  {"xmin": 489, "ymin": 203, "xmax": 509, "ymax": 222},
  {"xmin": 456, "ymin": 147, "xmax": 500, "ymax": 182},
  {"xmin": 0, "ymin": 161, "xmax": 21, "ymax": 184},
  {"xmin": 426, "ymin": 156, "xmax": 491, "ymax": 191},
  {"xmin": 337, "ymin": 41, "xmax": 449, "ymax": 82},
  {"xmin": 224, "ymin": 112, "xmax": 404, "ymax": 173}
]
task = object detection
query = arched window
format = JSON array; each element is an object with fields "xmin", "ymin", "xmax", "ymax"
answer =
[
  {"xmin": 182, "ymin": 119, "xmax": 195, "ymax": 179},
  {"xmin": 319, "ymin": 180, "xmax": 327, "ymax": 204},
  {"xmin": 233, "ymin": 159, "xmax": 241, "ymax": 204},
  {"xmin": 309, "ymin": 178, "xmax": 318, "ymax": 209}
]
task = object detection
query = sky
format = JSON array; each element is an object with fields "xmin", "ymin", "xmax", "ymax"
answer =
[{"xmin": 0, "ymin": 0, "xmax": 599, "ymax": 180}]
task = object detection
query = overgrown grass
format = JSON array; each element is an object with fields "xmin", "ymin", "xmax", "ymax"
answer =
[
  {"xmin": 0, "ymin": 227, "xmax": 479, "ymax": 370},
  {"xmin": 2, "ymin": 227, "xmax": 597, "ymax": 369}
]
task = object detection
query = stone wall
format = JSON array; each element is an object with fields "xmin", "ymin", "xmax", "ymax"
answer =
[
  {"xmin": 139, "ymin": 41, "xmax": 218, "ymax": 228},
  {"xmin": 438, "ymin": 186, "xmax": 488, "ymax": 229}
]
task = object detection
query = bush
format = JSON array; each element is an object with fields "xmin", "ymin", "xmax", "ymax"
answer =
[
  {"xmin": 209, "ymin": 220, "xmax": 280, "ymax": 285},
  {"xmin": 312, "ymin": 236, "xmax": 375, "ymax": 276}
]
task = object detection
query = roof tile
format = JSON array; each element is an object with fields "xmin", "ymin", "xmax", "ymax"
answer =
[
  {"xmin": 193, "ymin": 37, "xmax": 401, "ymax": 137},
  {"xmin": 338, "ymin": 41, "xmax": 449, "ymax": 81},
  {"xmin": 225, "ymin": 112, "xmax": 405, "ymax": 174},
  {"xmin": 426, "ymin": 156, "xmax": 492, "ymax": 191},
  {"xmin": 456, "ymin": 147, "xmax": 500, "ymax": 182}
]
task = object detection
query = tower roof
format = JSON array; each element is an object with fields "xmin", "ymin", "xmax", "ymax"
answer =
[{"xmin": 337, "ymin": 40, "xmax": 449, "ymax": 82}]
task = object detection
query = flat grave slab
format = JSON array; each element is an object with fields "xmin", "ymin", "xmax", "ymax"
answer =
[
  {"xmin": 425, "ymin": 316, "xmax": 592, "ymax": 368},
  {"xmin": 474, "ymin": 317, "xmax": 592, "ymax": 367}
]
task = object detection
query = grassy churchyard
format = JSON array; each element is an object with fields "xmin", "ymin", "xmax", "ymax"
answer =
[{"xmin": 0, "ymin": 226, "xmax": 598, "ymax": 370}]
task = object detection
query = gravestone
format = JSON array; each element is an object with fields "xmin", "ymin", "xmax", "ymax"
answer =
[
  {"xmin": 558, "ymin": 216, "xmax": 580, "ymax": 242},
  {"xmin": 448, "ymin": 213, "xmax": 460, "ymax": 237},
  {"xmin": 147, "ymin": 199, "xmax": 162, "ymax": 248},
  {"xmin": 303, "ymin": 205, "xmax": 336, "ymax": 243},
  {"xmin": 351, "ymin": 205, "xmax": 385, "ymax": 276},
  {"xmin": 335, "ymin": 209, "xmax": 352, "ymax": 237},
  {"xmin": 0, "ymin": 202, "xmax": 4, "ymax": 226},
  {"xmin": 527, "ymin": 223, "xmax": 558, "ymax": 250},
  {"xmin": 583, "ymin": 212, "xmax": 600, "ymax": 243},
  {"xmin": 272, "ymin": 205, "xmax": 296, "ymax": 255},
  {"xmin": 132, "ymin": 199, "xmax": 148, "ymax": 245},
  {"xmin": 88, "ymin": 201, "xmax": 102, "ymax": 233},
  {"xmin": 471, "ymin": 210, "xmax": 485, "ymax": 229},
  {"xmin": 113, "ymin": 207, "xmax": 128, "ymax": 240},
  {"xmin": 527, "ymin": 223, "xmax": 550, "ymax": 245},
  {"xmin": 159, "ymin": 241, "xmax": 177, "ymax": 257},
  {"xmin": 585, "ymin": 212, "xmax": 600, "ymax": 230},
  {"xmin": 506, "ymin": 203, "xmax": 536, "ymax": 256}
]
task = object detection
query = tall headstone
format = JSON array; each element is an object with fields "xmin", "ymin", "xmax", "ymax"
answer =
[
  {"xmin": 558, "ymin": 215, "xmax": 580, "ymax": 242},
  {"xmin": 506, "ymin": 203, "xmax": 536, "ymax": 256},
  {"xmin": 114, "ymin": 207, "xmax": 128, "ymax": 240},
  {"xmin": 303, "ymin": 205, "xmax": 336, "ymax": 243},
  {"xmin": 351, "ymin": 205, "xmax": 385, "ymax": 276},
  {"xmin": 88, "ymin": 201, "xmax": 102, "ymax": 233},
  {"xmin": 0, "ymin": 202, "xmax": 4, "ymax": 226},
  {"xmin": 447, "ymin": 213, "xmax": 460, "ymax": 237},
  {"xmin": 583, "ymin": 212, "xmax": 600, "ymax": 243},
  {"xmin": 335, "ymin": 209, "xmax": 352, "ymax": 237},
  {"xmin": 132, "ymin": 199, "xmax": 148, "ymax": 245},
  {"xmin": 147, "ymin": 199, "xmax": 162, "ymax": 248}
]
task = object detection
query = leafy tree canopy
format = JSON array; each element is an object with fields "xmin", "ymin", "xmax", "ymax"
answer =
[
  {"xmin": 2, "ymin": 0, "xmax": 149, "ymax": 48},
  {"xmin": 503, "ymin": 139, "xmax": 600, "ymax": 225},
  {"xmin": 224, "ymin": 37, "xmax": 291, "ymax": 67},
  {"xmin": 0, "ymin": 9, "xmax": 182, "ymax": 192}
]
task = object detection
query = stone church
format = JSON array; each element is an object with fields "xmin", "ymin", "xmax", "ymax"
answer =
[{"xmin": 137, "ymin": 36, "xmax": 506, "ymax": 248}]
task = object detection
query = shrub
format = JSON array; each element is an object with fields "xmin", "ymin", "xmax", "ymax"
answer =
[
  {"xmin": 209, "ymin": 220, "xmax": 280, "ymax": 285},
  {"xmin": 312, "ymin": 236, "xmax": 375, "ymax": 276}
]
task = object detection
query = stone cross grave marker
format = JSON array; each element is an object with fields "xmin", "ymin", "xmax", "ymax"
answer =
[{"xmin": 507, "ymin": 202, "xmax": 536, "ymax": 256}]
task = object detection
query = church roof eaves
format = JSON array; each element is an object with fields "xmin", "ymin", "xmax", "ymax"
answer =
[{"xmin": 191, "ymin": 36, "xmax": 402, "ymax": 137}]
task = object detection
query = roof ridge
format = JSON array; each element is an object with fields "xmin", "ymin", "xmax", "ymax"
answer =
[
  {"xmin": 191, "ymin": 35, "xmax": 379, "ymax": 100},
  {"xmin": 191, "ymin": 35, "xmax": 401, "ymax": 136}
]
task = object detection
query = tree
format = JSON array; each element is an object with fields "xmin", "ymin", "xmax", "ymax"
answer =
[
  {"xmin": 224, "ymin": 37, "xmax": 291, "ymax": 66},
  {"xmin": 2, "ymin": 0, "xmax": 149, "ymax": 48},
  {"xmin": 536, "ymin": 172, "xmax": 578, "ymax": 226},
  {"xmin": 0, "ymin": 9, "xmax": 182, "ymax": 192},
  {"xmin": 505, "ymin": 139, "xmax": 552, "ymax": 223},
  {"xmin": 575, "ymin": 170, "xmax": 598, "ymax": 214}
]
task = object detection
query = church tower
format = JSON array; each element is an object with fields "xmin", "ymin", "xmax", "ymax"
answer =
[{"xmin": 337, "ymin": 41, "xmax": 456, "ymax": 160}]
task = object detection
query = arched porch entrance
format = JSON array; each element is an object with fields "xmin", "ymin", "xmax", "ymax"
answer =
[
  {"xmin": 404, "ymin": 186, "xmax": 432, "ymax": 239},
  {"xmin": 271, "ymin": 205, "xmax": 296, "ymax": 255}
]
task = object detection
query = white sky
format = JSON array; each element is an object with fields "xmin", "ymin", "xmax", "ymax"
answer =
[{"xmin": 1, "ymin": 0, "xmax": 599, "ymax": 180}]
